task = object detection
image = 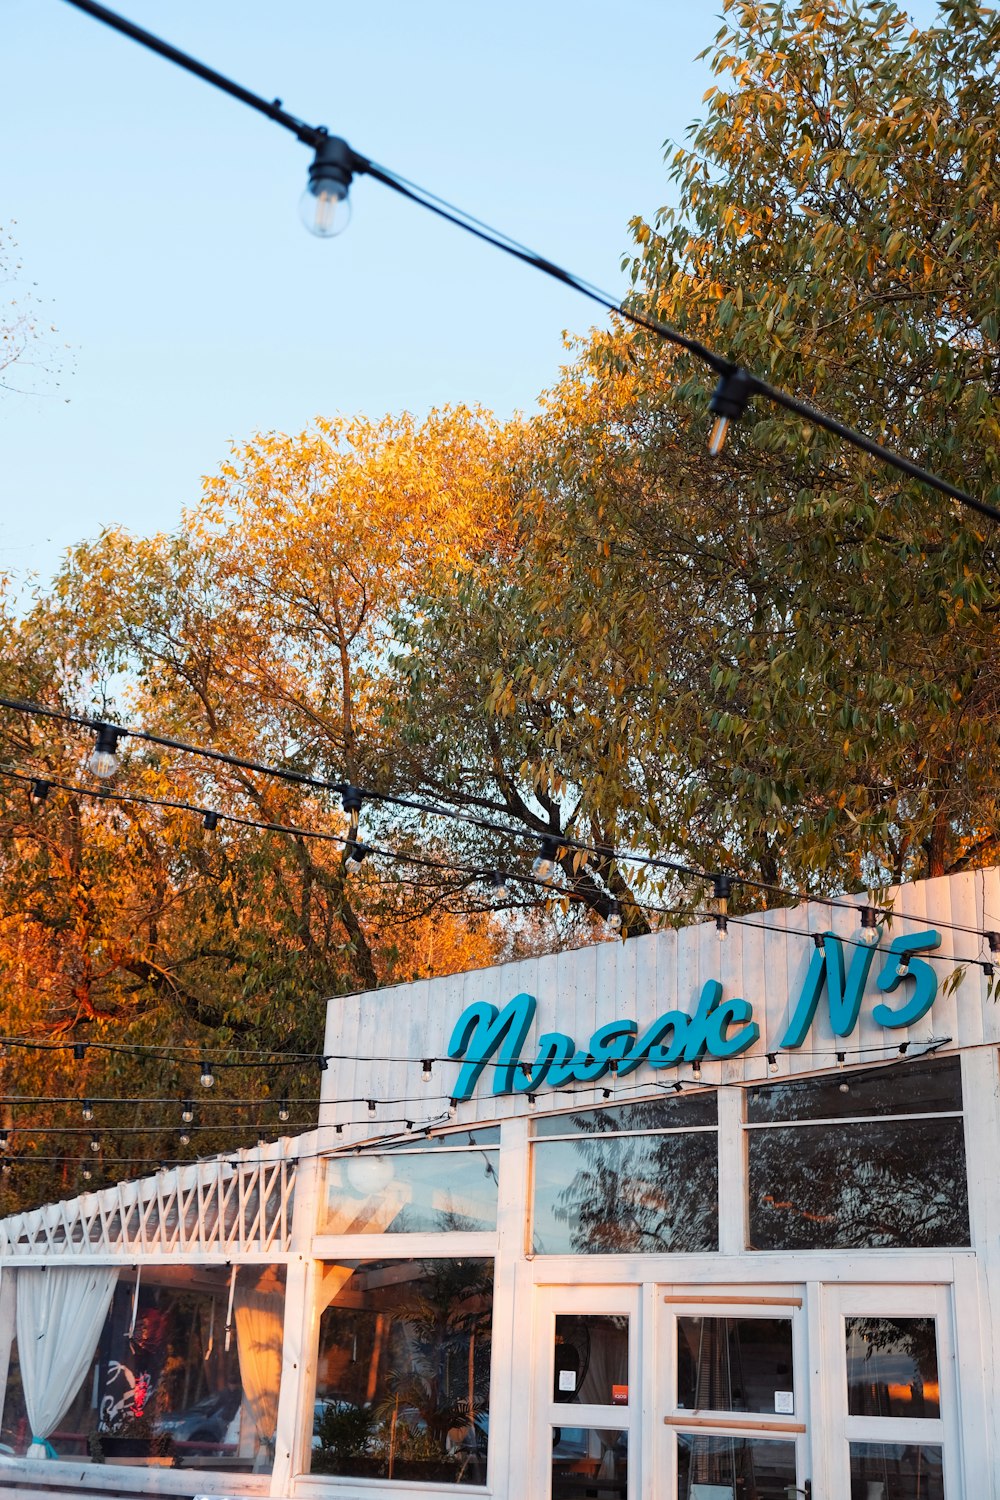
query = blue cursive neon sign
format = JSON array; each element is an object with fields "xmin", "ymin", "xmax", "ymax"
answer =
[{"xmin": 446, "ymin": 927, "xmax": 942, "ymax": 1101}]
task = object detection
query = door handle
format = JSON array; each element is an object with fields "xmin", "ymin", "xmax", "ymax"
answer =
[{"xmin": 784, "ymin": 1485, "xmax": 811, "ymax": 1499}]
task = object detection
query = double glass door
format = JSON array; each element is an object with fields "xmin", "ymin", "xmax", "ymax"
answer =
[{"xmin": 534, "ymin": 1282, "xmax": 959, "ymax": 1500}]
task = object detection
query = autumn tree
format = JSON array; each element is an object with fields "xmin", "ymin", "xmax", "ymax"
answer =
[{"xmin": 394, "ymin": 0, "xmax": 1000, "ymax": 905}]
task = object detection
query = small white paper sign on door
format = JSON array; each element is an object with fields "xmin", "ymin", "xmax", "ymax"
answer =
[
  {"xmin": 558, "ymin": 1369, "xmax": 576, "ymax": 1392},
  {"xmin": 774, "ymin": 1390, "xmax": 794, "ymax": 1414}
]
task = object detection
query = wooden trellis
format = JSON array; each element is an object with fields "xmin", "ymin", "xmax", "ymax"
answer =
[{"xmin": 0, "ymin": 1145, "xmax": 297, "ymax": 1259}]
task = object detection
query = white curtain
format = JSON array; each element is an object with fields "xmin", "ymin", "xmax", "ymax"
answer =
[
  {"xmin": 233, "ymin": 1284, "xmax": 284, "ymax": 1471},
  {"xmin": 16, "ymin": 1266, "xmax": 118, "ymax": 1459}
]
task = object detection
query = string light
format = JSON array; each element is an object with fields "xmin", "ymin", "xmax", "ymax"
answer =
[
  {"xmin": 713, "ymin": 874, "xmax": 731, "ymax": 941},
  {"xmin": 278, "ymin": 1099, "xmax": 290, "ymax": 1122},
  {"xmin": 28, "ymin": 778, "xmax": 50, "ymax": 805},
  {"xmin": 367, "ymin": 1099, "xmax": 376, "ymax": 1117},
  {"xmin": 858, "ymin": 907, "xmax": 880, "ymax": 945},
  {"xmin": 89, "ymin": 1135, "xmax": 101, "ymax": 1152},
  {"xmin": 896, "ymin": 953, "xmax": 911, "ymax": 979},
  {"xmin": 707, "ymin": 368, "xmax": 753, "ymax": 456},
  {"xmin": 203, "ymin": 810, "xmax": 219, "ymax": 831},
  {"xmin": 85, "ymin": 724, "xmax": 123, "ymax": 780},
  {"xmin": 73, "ymin": 1043, "xmax": 87, "ymax": 1062},
  {"xmin": 448, "ymin": 1099, "xmax": 457, "ymax": 1119},
  {"xmin": 344, "ymin": 841, "xmax": 373, "ymax": 874},
  {"xmin": 82, "ymin": 1099, "xmax": 94, "ymax": 1121},
  {"xmin": 421, "ymin": 1060, "xmax": 433, "ymax": 1083},
  {"xmin": 200, "ymin": 1061, "xmax": 215, "ymax": 1089},
  {"xmin": 489, "ymin": 871, "xmax": 510, "ymax": 901},
  {"xmin": 767, "ymin": 1053, "xmax": 778, "ymax": 1075},
  {"xmin": 608, "ymin": 900, "xmax": 623, "ymax": 934},
  {"xmin": 178, "ymin": 1128, "xmax": 191, "ymax": 1146},
  {"xmin": 532, "ymin": 836, "xmax": 559, "ymax": 883},
  {"xmin": 987, "ymin": 932, "xmax": 1000, "ymax": 955}
]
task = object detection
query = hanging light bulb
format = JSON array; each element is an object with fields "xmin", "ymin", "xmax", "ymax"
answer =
[
  {"xmin": 448, "ymin": 1098, "xmax": 458, "ymax": 1119},
  {"xmin": 367, "ymin": 1099, "xmax": 377, "ymax": 1118},
  {"xmin": 82, "ymin": 1099, "xmax": 94, "ymax": 1122},
  {"xmin": 178, "ymin": 1128, "xmax": 191, "ymax": 1147},
  {"xmin": 987, "ymin": 932, "xmax": 1000, "ymax": 956},
  {"xmin": 608, "ymin": 901, "xmax": 623, "ymax": 934},
  {"xmin": 344, "ymin": 841, "xmax": 374, "ymax": 874},
  {"xmin": 28, "ymin": 778, "xmax": 50, "ymax": 805},
  {"xmin": 278, "ymin": 1099, "xmax": 290, "ymax": 1123},
  {"xmin": 89, "ymin": 1135, "xmax": 101, "ymax": 1153},
  {"xmin": 713, "ymin": 873, "xmax": 732, "ymax": 941},
  {"xmin": 691, "ymin": 1058, "xmax": 702, "ymax": 1081},
  {"xmin": 858, "ymin": 906, "xmax": 880, "ymax": 945},
  {"xmin": 203, "ymin": 811, "xmax": 219, "ymax": 831},
  {"xmin": 489, "ymin": 871, "xmax": 510, "ymax": 901},
  {"xmin": 86, "ymin": 724, "xmax": 123, "ymax": 779},
  {"xmin": 200, "ymin": 1061, "xmax": 215, "ymax": 1089},
  {"xmin": 983, "ymin": 961, "xmax": 995, "ymax": 980},
  {"xmin": 767, "ymin": 1053, "xmax": 779, "ymax": 1075},
  {"xmin": 421, "ymin": 1059, "xmax": 433, "ymax": 1083},
  {"xmin": 181, "ymin": 1100, "xmax": 194, "ymax": 1125},
  {"xmin": 896, "ymin": 953, "xmax": 911, "ymax": 979},
  {"xmin": 0, "ymin": 1130, "xmax": 8, "ymax": 1151},
  {"xmin": 81, "ymin": 1166, "xmax": 92, "ymax": 1181},
  {"xmin": 707, "ymin": 367, "xmax": 753, "ymax": 456},
  {"xmin": 300, "ymin": 134, "xmax": 356, "ymax": 238},
  {"xmin": 836, "ymin": 1051, "xmax": 846, "ymax": 1068},
  {"xmin": 533, "ymin": 836, "xmax": 559, "ymax": 882},
  {"xmin": 73, "ymin": 1042, "xmax": 87, "ymax": 1062}
]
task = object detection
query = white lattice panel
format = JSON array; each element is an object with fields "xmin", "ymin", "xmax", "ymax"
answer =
[{"xmin": 0, "ymin": 1142, "xmax": 297, "ymax": 1259}]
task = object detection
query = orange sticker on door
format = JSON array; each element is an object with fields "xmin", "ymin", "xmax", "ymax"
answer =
[{"xmin": 611, "ymin": 1385, "xmax": 628, "ymax": 1405}]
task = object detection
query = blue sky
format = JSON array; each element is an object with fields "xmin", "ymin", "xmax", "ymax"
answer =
[{"xmin": 3, "ymin": 1, "xmax": 939, "ymax": 586}]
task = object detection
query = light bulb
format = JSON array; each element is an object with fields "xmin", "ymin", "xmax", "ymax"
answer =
[
  {"xmin": 421, "ymin": 1059, "xmax": 433, "ymax": 1083},
  {"xmin": 608, "ymin": 902, "xmax": 623, "ymax": 933},
  {"xmin": 178, "ymin": 1129, "xmax": 191, "ymax": 1147},
  {"xmin": 89, "ymin": 1136, "xmax": 100, "ymax": 1153},
  {"xmin": 81, "ymin": 1166, "xmax": 92, "ymax": 1180},
  {"xmin": 367, "ymin": 1099, "xmax": 376, "ymax": 1117},
  {"xmin": 707, "ymin": 414, "xmax": 731, "ymax": 457},
  {"xmin": 448, "ymin": 1098, "xmax": 457, "ymax": 1119},
  {"xmin": 896, "ymin": 956, "xmax": 910, "ymax": 979},
  {"xmin": 181, "ymin": 1101, "xmax": 194, "ymax": 1124},
  {"xmin": 858, "ymin": 906, "xmax": 879, "ymax": 945},
  {"xmin": 489, "ymin": 871, "xmax": 509, "ymax": 901},
  {"xmin": 278, "ymin": 1100, "xmax": 290, "ymax": 1123},
  {"xmin": 300, "ymin": 135, "xmax": 355, "ymax": 238},
  {"xmin": 345, "ymin": 842, "xmax": 373, "ymax": 874},
  {"xmin": 82, "ymin": 1099, "xmax": 94, "ymax": 1122},
  {"xmin": 533, "ymin": 837, "xmax": 558, "ymax": 882},
  {"xmin": 715, "ymin": 914, "xmax": 728, "ymax": 941},
  {"xmin": 86, "ymin": 724, "xmax": 122, "ymax": 780},
  {"xmin": 29, "ymin": 778, "xmax": 50, "ymax": 805},
  {"xmin": 767, "ymin": 1053, "xmax": 778, "ymax": 1075},
  {"xmin": 200, "ymin": 1062, "xmax": 215, "ymax": 1089}
]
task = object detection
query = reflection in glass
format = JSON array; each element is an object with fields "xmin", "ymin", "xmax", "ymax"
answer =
[
  {"xmin": 0, "ymin": 1264, "xmax": 285, "ymax": 1471},
  {"xmin": 311, "ymin": 1257, "xmax": 493, "ymax": 1484},
  {"xmin": 849, "ymin": 1442, "xmax": 944, "ymax": 1500},
  {"xmin": 552, "ymin": 1427, "xmax": 627, "ymax": 1499},
  {"xmin": 322, "ymin": 1145, "xmax": 498, "ymax": 1234},
  {"xmin": 748, "ymin": 1117, "xmax": 969, "ymax": 1250},
  {"xmin": 554, "ymin": 1316, "xmax": 629, "ymax": 1405},
  {"xmin": 677, "ymin": 1318, "xmax": 794, "ymax": 1414},
  {"xmin": 533, "ymin": 1131, "xmax": 718, "ymax": 1254},
  {"xmin": 536, "ymin": 1093, "xmax": 717, "ymax": 1136},
  {"xmin": 677, "ymin": 1432, "xmax": 796, "ymax": 1498},
  {"xmin": 746, "ymin": 1056, "xmax": 962, "ymax": 1123},
  {"xmin": 846, "ymin": 1318, "xmax": 940, "ymax": 1419}
]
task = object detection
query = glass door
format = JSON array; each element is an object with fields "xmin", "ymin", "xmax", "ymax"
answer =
[
  {"xmin": 532, "ymin": 1286, "xmax": 638, "ymax": 1500},
  {"xmin": 824, "ymin": 1284, "xmax": 957, "ymax": 1500},
  {"xmin": 660, "ymin": 1287, "xmax": 809, "ymax": 1500}
]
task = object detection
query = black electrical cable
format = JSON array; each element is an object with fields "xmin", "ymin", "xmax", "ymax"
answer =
[
  {"xmin": 56, "ymin": 0, "xmax": 1000, "ymax": 526},
  {"xmin": 4, "ymin": 697, "xmax": 994, "ymax": 943}
]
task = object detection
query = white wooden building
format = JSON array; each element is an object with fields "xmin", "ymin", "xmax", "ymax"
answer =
[{"xmin": 2, "ymin": 867, "xmax": 999, "ymax": 1500}]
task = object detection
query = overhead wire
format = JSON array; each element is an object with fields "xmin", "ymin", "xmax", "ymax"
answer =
[
  {"xmin": 56, "ymin": 0, "xmax": 1000, "ymax": 527},
  {"xmin": 2, "ymin": 699, "xmax": 997, "ymax": 948}
]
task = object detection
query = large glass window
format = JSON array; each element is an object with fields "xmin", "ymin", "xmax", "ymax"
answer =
[
  {"xmin": 311, "ymin": 1256, "xmax": 493, "ymax": 1485},
  {"xmin": 0, "ymin": 1264, "xmax": 285, "ymax": 1472},
  {"xmin": 676, "ymin": 1432, "xmax": 797, "ymax": 1498},
  {"xmin": 552, "ymin": 1427, "xmax": 627, "ymax": 1498},
  {"xmin": 320, "ymin": 1129, "xmax": 499, "ymax": 1235},
  {"xmin": 849, "ymin": 1442, "xmax": 944, "ymax": 1499},
  {"xmin": 532, "ymin": 1096, "xmax": 718, "ymax": 1254},
  {"xmin": 746, "ymin": 1057, "xmax": 969, "ymax": 1250},
  {"xmin": 554, "ymin": 1316, "xmax": 629, "ymax": 1406}
]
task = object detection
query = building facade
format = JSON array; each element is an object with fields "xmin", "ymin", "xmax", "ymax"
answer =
[{"xmin": 2, "ymin": 868, "xmax": 999, "ymax": 1500}]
